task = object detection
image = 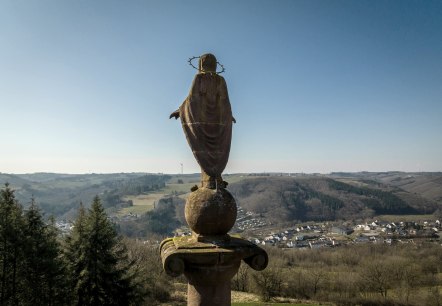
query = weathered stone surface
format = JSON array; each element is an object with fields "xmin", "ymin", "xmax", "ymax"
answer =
[
  {"xmin": 160, "ymin": 236, "xmax": 268, "ymax": 277},
  {"xmin": 160, "ymin": 236, "xmax": 268, "ymax": 306},
  {"xmin": 187, "ymin": 280, "xmax": 232, "ymax": 306},
  {"xmin": 185, "ymin": 187, "xmax": 237, "ymax": 235}
]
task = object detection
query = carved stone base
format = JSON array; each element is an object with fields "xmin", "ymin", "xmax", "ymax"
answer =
[{"xmin": 160, "ymin": 235, "xmax": 268, "ymax": 306}]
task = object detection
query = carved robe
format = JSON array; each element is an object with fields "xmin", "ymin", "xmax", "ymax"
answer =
[{"xmin": 179, "ymin": 72, "xmax": 233, "ymax": 179}]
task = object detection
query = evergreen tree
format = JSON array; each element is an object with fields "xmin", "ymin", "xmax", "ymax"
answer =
[
  {"xmin": 22, "ymin": 198, "xmax": 70, "ymax": 306},
  {"xmin": 0, "ymin": 184, "xmax": 73, "ymax": 306},
  {"xmin": 0, "ymin": 183, "xmax": 25, "ymax": 306},
  {"xmin": 65, "ymin": 202, "xmax": 88, "ymax": 306},
  {"xmin": 67, "ymin": 196, "xmax": 142, "ymax": 306}
]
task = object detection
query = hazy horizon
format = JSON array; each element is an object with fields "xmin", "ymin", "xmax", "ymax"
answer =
[{"xmin": 2, "ymin": 170, "xmax": 441, "ymax": 176}]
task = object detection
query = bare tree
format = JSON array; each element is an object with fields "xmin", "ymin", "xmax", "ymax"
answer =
[
  {"xmin": 251, "ymin": 267, "xmax": 283, "ymax": 302},
  {"xmin": 232, "ymin": 263, "xmax": 250, "ymax": 292},
  {"xmin": 309, "ymin": 264, "xmax": 328, "ymax": 297},
  {"xmin": 360, "ymin": 259, "xmax": 392, "ymax": 299}
]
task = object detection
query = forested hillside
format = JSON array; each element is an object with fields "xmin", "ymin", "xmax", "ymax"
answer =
[
  {"xmin": 229, "ymin": 174, "xmax": 442, "ymax": 223},
  {"xmin": 0, "ymin": 173, "xmax": 170, "ymax": 217}
]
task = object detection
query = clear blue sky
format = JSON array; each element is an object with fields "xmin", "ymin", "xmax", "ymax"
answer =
[{"xmin": 1, "ymin": 0, "xmax": 441, "ymax": 174}]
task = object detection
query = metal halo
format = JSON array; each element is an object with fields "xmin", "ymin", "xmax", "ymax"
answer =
[{"xmin": 188, "ymin": 56, "xmax": 226, "ymax": 74}]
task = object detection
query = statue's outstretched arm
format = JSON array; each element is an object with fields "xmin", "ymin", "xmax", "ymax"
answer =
[{"xmin": 169, "ymin": 109, "xmax": 180, "ymax": 120}]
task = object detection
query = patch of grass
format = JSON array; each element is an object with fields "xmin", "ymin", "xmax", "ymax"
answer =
[
  {"xmin": 117, "ymin": 193, "xmax": 165, "ymax": 216},
  {"xmin": 163, "ymin": 183, "xmax": 195, "ymax": 194}
]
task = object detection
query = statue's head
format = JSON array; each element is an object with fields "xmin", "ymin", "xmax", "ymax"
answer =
[{"xmin": 199, "ymin": 53, "xmax": 217, "ymax": 73}]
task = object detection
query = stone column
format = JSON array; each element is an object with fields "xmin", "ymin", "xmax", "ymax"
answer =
[{"xmin": 186, "ymin": 259, "xmax": 240, "ymax": 306}]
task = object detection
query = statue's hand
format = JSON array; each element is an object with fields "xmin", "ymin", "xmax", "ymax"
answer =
[
  {"xmin": 169, "ymin": 110, "xmax": 180, "ymax": 120},
  {"xmin": 232, "ymin": 116, "xmax": 237, "ymax": 124}
]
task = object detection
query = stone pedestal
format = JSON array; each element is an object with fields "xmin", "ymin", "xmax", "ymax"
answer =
[
  {"xmin": 160, "ymin": 236, "xmax": 268, "ymax": 306},
  {"xmin": 160, "ymin": 187, "xmax": 268, "ymax": 306}
]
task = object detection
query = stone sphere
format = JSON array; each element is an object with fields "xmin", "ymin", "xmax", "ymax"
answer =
[{"xmin": 185, "ymin": 187, "xmax": 237, "ymax": 235}]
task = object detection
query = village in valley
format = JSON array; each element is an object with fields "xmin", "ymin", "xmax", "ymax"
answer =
[
  {"xmin": 244, "ymin": 220, "xmax": 440, "ymax": 250},
  {"xmin": 169, "ymin": 205, "xmax": 442, "ymax": 249},
  {"xmin": 246, "ymin": 218, "xmax": 440, "ymax": 250},
  {"xmin": 55, "ymin": 197, "xmax": 442, "ymax": 248}
]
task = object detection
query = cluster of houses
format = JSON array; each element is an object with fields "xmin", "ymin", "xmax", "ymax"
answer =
[
  {"xmin": 248, "ymin": 219, "xmax": 441, "ymax": 249},
  {"xmin": 55, "ymin": 212, "xmax": 140, "ymax": 235},
  {"xmin": 352, "ymin": 219, "xmax": 440, "ymax": 237},
  {"xmin": 234, "ymin": 206, "xmax": 268, "ymax": 231}
]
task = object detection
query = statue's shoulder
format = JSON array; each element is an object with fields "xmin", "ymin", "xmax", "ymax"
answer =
[
  {"xmin": 196, "ymin": 72, "xmax": 223, "ymax": 79},
  {"xmin": 217, "ymin": 74, "xmax": 226, "ymax": 82}
]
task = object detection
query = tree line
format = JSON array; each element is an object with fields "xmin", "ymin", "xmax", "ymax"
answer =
[
  {"xmin": 328, "ymin": 179, "xmax": 418, "ymax": 214},
  {"xmin": 0, "ymin": 184, "xmax": 171, "ymax": 306}
]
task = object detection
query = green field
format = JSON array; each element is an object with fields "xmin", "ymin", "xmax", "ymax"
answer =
[
  {"xmin": 116, "ymin": 182, "xmax": 193, "ymax": 217},
  {"xmin": 163, "ymin": 183, "xmax": 195, "ymax": 194},
  {"xmin": 117, "ymin": 193, "xmax": 165, "ymax": 216}
]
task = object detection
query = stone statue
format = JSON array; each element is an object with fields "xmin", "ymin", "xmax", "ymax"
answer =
[
  {"xmin": 162, "ymin": 53, "xmax": 268, "ymax": 306},
  {"xmin": 170, "ymin": 53, "xmax": 235, "ymax": 189}
]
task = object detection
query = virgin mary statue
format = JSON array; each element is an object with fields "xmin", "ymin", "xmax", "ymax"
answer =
[{"xmin": 170, "ymin": 53, "xmax": 235, "ymax": 189}]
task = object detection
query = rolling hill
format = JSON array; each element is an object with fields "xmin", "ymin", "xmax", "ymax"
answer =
[
  {"xmin": 228, "ymin": 173, "xmax": 442, "ymax": 223},
  {"xmin": 1, "ymin": 172, "xmax": 440, "ymax": 225}
]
